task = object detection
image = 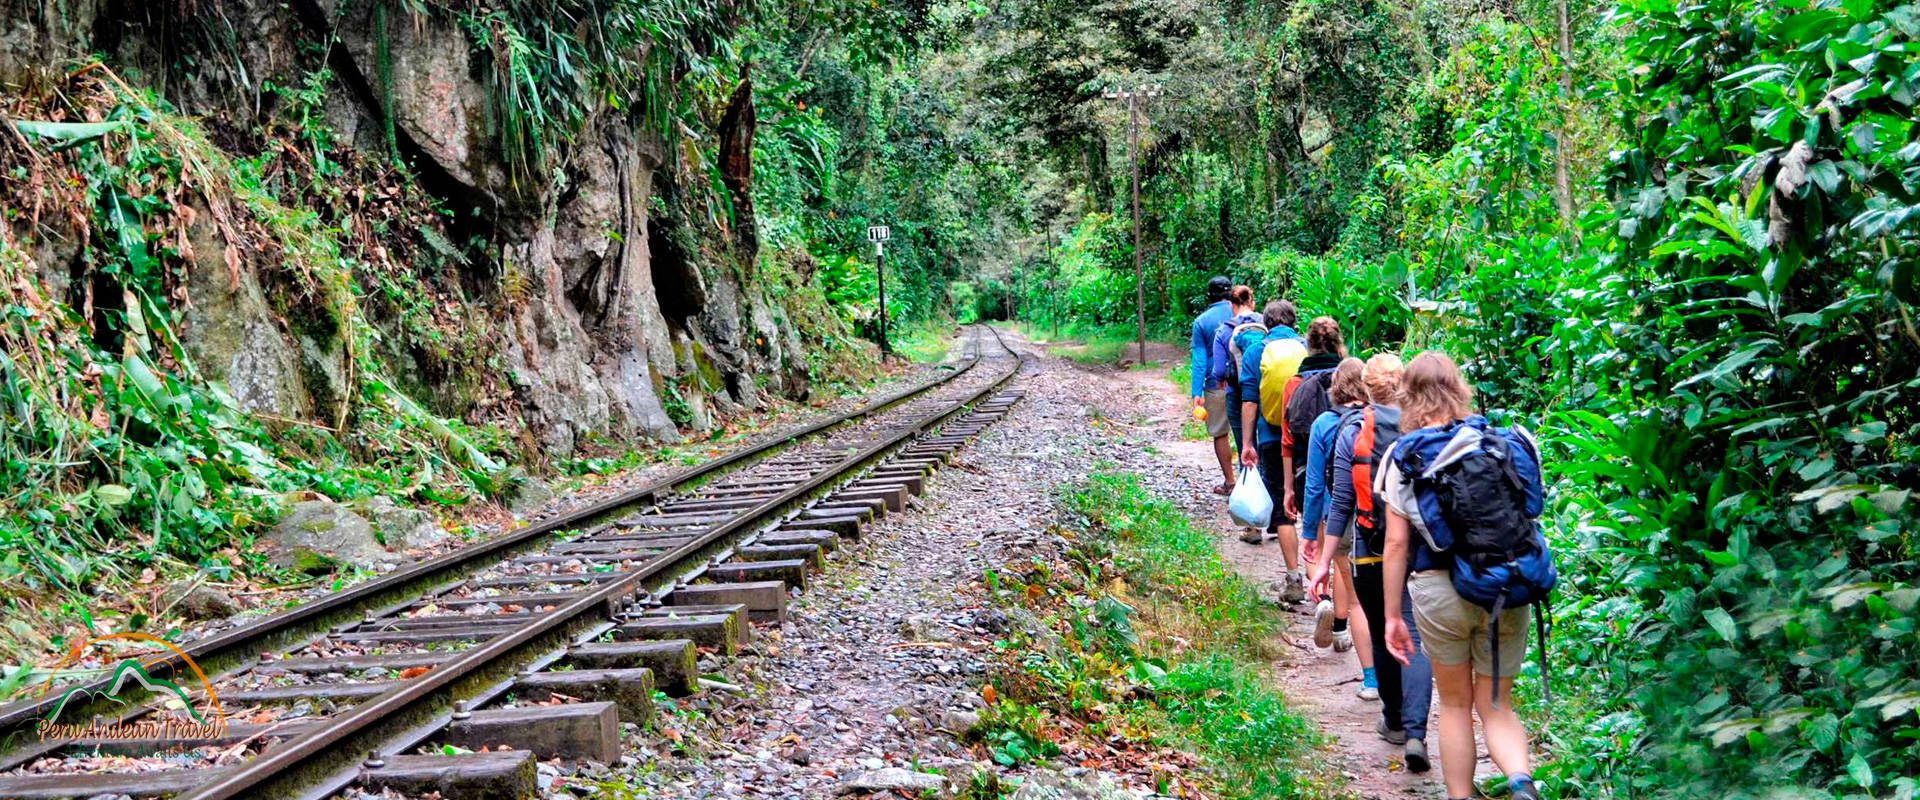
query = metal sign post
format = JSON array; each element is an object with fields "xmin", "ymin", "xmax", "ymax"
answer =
[{"xmin": 868, "ymin": 225, "xmax": 891, "ymax": 355}]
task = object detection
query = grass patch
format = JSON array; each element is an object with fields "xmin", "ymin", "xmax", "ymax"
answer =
[
  {"xmin": 1013, "ymin": 320, "xmax": 1177, "ymax": 365},
  {"xmin": 892, "ymin": 317, "xmax": 959, "ymax": 363},
  {"xmin": 974, "ymin": 470, "xmax": 1337, "ymax": 799}
]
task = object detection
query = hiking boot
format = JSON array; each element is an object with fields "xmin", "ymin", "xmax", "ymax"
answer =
[
  {"xmin": 1311, "ymin": 599, "xmax": 1336, "ymax": 648},
  {"xmin": 1509, "ymin": 781, "xmax": 1541, "ymax": 800},
  {"xmin": 1405, "ymin": 738, "xmax": 1430, "ymax": 773},
  {"xmin": 1332, "ymin": 629, "xmax": 1354, "ymax": 652},
  {"xmin": 1239, "ymin": 528, "xmax": 1264, "ymax": 544},
  {"xmin": 1375, "ymin": 718, "xmax": 1407, "ymax": 745}
]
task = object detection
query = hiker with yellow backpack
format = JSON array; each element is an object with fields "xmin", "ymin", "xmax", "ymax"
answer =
[{"xmin": 1235, "ymin": 300, "xmax": 1314, "ymax": 600}]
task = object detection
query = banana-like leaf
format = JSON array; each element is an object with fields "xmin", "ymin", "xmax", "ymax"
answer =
[{"xmin": 11, "ymin": 119, "xmax": 127, "ymax": 151}]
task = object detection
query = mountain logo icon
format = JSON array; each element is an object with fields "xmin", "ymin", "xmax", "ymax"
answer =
[
  {"xmin": 33, "ymin": 632, "xmax": 225, "ymax": 739},
  {"xmin": 42, "ymin": 658, "xmax": 208, "ymax": 725}
]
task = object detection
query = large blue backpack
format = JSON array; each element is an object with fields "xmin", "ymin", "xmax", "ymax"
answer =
[{"xmin": 1392, "ymin": 415, "xmax": 1555, "ymax": 702}]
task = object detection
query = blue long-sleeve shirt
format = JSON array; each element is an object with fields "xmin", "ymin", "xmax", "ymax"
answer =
[
  {"xmin": 1189, "ymin": 300, "xmax": 1233, "ymax": 397},
  {"xmin": 1298, "ymin": 407, "xmax": 1355, "ymax": 540},
  {"xmin": 1207, "ymin": 312, "xmax": 1260, "ymax": 390},
  {"xmin": 1235, "ymin": 326, "xmax": 1298, "ymax": 447}
]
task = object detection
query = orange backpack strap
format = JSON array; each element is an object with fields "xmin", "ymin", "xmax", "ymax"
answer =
[
  {"xmin": 1352, "ymin": 406, "xmax": 1377, "ymax": 528},
  {"xmin": 1279, "ymin": 375, "xmax": 1304, "ymax": 449}
]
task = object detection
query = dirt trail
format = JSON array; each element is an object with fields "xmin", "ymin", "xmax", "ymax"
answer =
[{"xmin": 1109, "ymin": 366, "xmax": 1503, "ymax": 800}]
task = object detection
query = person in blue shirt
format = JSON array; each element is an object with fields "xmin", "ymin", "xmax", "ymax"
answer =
[
  {"xmin": 1232, "ymin": 301, "xmax": 1306, "ymax": 591},
  {"xmin": 1189, "ymin": 276, "xmax": 1236, "ymax": 494},
  {"xmin": 1205, "ymin": 285, "xmax": 1260, "ymax": 461}
]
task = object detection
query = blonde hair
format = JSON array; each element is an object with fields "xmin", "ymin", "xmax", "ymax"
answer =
[
  {"xmin": 1362, "ymin": 353, "xmax": 1404, "ymax": 406},
  {"xmin": 1401, "ymin": 351, "xmax": 1474, "ymax": 428},
  {"xmin": 1329, "ymin": 357, "xmax": 1367, "ymax": 405}
]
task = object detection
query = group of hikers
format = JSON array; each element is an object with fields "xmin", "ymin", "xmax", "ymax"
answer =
[{"xmin": 1188, "ymin": 276, "xmax": 1554, "ymax": 800}]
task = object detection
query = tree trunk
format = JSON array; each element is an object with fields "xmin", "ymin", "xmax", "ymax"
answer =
[
  {"xmin": 717, "ymin": 68, "xmax": 758, "ymax": 259},
  {"xmin": 1553, "ymin": 0, "xmax": 1578, "ymax": 241}
]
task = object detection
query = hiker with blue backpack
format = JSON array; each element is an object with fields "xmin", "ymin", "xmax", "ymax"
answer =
[
  {"xmin": 1205, "ymin": 285, "xmax": 1262, "ymax": 473},
  {"xmin": 1190, "ymin": 276, "xmax": 1239, "ymax": 496},
  {"xmin": 1380, "ymin": 352, "xmax": 1552, "ymax": 800},
  {"xmin": 1308, "ymin": 352, "xmax": 1435, "ymax": 773}
]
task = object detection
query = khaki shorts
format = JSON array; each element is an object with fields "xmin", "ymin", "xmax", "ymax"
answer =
[
  {"xmin": 1202, "ymin": 389, "xmax": 1232, "ymax": 439},
  {"xmin": 1409, "ymin": 570, "xmax": 1529, "ymax": 678}
]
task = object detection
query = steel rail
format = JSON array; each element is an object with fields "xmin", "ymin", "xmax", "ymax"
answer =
[
  {"xmin": 0, "ymin": 330, "xmax": 986, "ymax": 740},
  {"xmin": 182, "ymin": 324, "xmax": 1024, "ymax": 800}
]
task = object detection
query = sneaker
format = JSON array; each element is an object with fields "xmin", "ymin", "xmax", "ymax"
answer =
[
  {"xmin": 1405, "ymin": 738, "xmax": 1430, "ymax": 773},
  {"xmin": 1356, "ymin": 684, "xmax": 1379, "ymax": 701},
  {"xmin": 1332, "ymin": 629, "xmax": 1354, "ymax": 652},
  {"xmin": 1509, "ymin": 780, "xmax": 1541, "ymax": 800},
  {"xmin": 1375, "ymin": 718, "xmax": 1407, "ymax": 745},
  {"xmin": 1239, "ymin": 528, "xmax": 1264, "ymax": 544},
  {"xmin": 1311, "ymin": 600, "xmax": 1336, "ymax": 648}
]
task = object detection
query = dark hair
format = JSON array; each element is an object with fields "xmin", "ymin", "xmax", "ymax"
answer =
[
  {"xmin": 1305, "ymin": 316, "xmax": 1346, "ymax": 357},
  {"xmin": 1262, "ymin": 300, "xmax": 1297, "ymax": 330},
  {"xmin": 1229, "ymin": 285, "xmax": 1254, "ymax": 307},
  {"xmin": 1206, "ymin": 275, "xmax": 1232, "ymax": 300}
]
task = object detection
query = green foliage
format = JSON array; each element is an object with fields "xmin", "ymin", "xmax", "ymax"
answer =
[
  {"xmin": 891, "ymin": 318, "xmax": 958, "ymax": 364},
  {"xmin": 1543, "ymin": 0, "xmax": 1920, "ymax": 793},
  {"xmin": 977, "ymin": 700, "xmax": 1060, "ymax": 766},
  {"xmin": 0, "ymin": 76, "xmax": 517, "ymax": 598},
  {"xmin": 981, "ymin": 470, "xmax": 1329, "ymax": 799}
]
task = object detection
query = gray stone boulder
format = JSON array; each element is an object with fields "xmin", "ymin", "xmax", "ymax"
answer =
[
  {"xmin": 500, "ymin": 468, "xmax": 555, "ymax": 516},
  {"xmin": 354, "ymin": 496, "xmax": 447, "ymax": 551},
  {"xmin": 264, "ymin": 499, "xmax": 385, "ymax": 573},
  {"xmin": 835, "ymin": 767, "xmax": 946, "ymax": 796}
]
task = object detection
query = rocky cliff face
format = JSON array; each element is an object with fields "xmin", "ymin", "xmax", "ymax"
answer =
[{"xmin": 2, "ymin": 0, "xmax": 813, "ymax": 455}]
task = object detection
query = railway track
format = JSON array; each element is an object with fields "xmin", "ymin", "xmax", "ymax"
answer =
[{"xmin": 0, "ymin": 324, "xmax": 1026, "ymax": 800}]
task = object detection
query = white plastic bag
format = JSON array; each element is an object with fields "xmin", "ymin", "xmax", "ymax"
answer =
[{"xmin": 1227, "ymin": 466, "xmax": 1272, "ymax": 528}]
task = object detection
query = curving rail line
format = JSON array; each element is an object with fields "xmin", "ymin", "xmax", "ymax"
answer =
[{"xmin": 0, "ymin": 324, "xmax": 1026, "ymax": 800}]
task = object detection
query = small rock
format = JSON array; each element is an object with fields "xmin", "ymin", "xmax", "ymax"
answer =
[
  {"xmin": 941, "ymin": 709, "xmax": 982, "ymax": 737},
  {"xmin": 835, "ymin": 768, "xmax": 946, "ymax": 796},
  {"xmin": 974, "ymin": 608, "xmax": 1011, "ymax": 633},
  {"xmin": 897, "ymin": 614, "xmax": 948, "ymax": 642},
  {"xmin": 160, "ymin": 576, "xmax": 242, "ymax": 620}
]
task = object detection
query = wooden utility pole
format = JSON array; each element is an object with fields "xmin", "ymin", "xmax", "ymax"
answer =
[
  {"xmin": 1105, "ymin": 84, "xmax": 1163, "ymax": 364},
  {"xmin": 1048, "ymin": 225, "xmax": 1061, "ymax": 341}
]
